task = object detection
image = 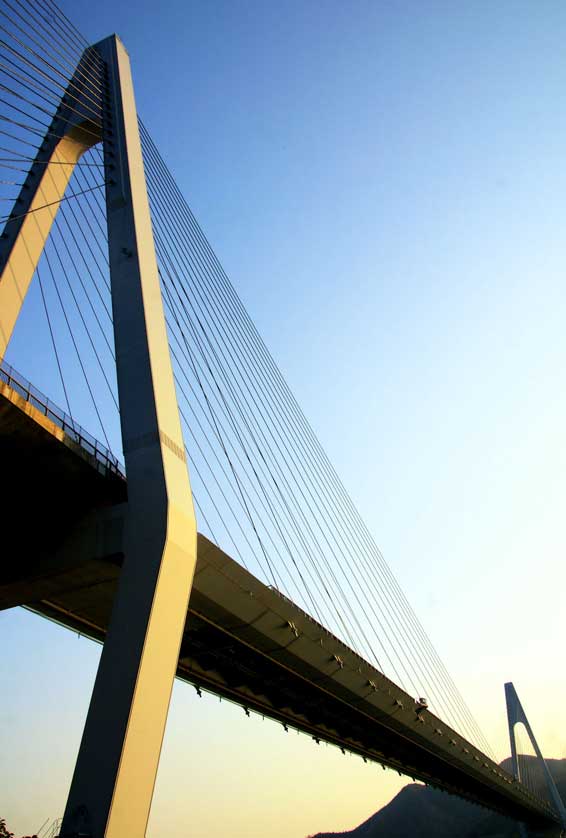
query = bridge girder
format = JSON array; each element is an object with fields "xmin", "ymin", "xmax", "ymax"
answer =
[{"xmin": 0, "ymin": 372, "xmax": 561, "ymax": 834}]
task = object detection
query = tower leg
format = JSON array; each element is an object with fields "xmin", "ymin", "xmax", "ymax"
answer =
[
  {"xmin": 56, "ymin": 35, "xmax": 197, "ymax": 838},
  {"xmin": 0, "ymin": 32, "xmax": 197, "ymax": 838},
  {"xmin": 505, "ymin": 682, "xmax": 566, "ymax": 838}
]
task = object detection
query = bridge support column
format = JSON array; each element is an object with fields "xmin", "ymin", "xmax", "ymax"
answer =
[
  {"xmin": 57, "ymin": 35, "xmax": 198, "ymax": 838},
  {"xmin": 0, "ymin": 31, "xmax": 197, "ymax": 838}
]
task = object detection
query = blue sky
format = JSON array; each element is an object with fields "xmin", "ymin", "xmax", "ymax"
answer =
[{"xmin": 2, "ymin": 2, "xmax": 566, "ymax": 836}]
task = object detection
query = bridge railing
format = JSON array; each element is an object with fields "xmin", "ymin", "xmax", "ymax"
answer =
[{"xmin": 0, "ymin": 362, "xmax": 125, "ymax": 480}]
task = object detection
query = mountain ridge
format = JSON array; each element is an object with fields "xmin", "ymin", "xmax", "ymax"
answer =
[{"xmin": 309, "ymin": 758, "xmax": 566, "ymax": 838}]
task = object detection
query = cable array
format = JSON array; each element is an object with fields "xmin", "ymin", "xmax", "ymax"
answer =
[
  {"xmin": 139, "ymin": 124, "xmax": 497, "ymax": 759},
  {"xmin": 515, "ymin": 724, "xmax": 543, "ymax": 801},
  {"xmin": 0, "ymin": 0, "xmax": 119, "ymax": 453},
  {"xmin": 0, "ymin": 0, "xmax": 497, "ymax": 761}
]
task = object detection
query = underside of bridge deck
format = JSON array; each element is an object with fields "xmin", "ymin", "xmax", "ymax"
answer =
[{"xmin": 0, "ymin": 375, "xmax": 560, "ymax": 832}]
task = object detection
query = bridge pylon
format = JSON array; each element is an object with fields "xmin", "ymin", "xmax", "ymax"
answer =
[
  {"xmin": 0, "ymin": 34, "xmax": 198, "ymax": 838},
  {"xmin": 505, "ymin": 682, "xmax": 566, "ymax": 837}
]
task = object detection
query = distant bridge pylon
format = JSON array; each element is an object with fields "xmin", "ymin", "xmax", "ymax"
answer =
[{"xmin": 506, "ymin": 682, "xmax": 566, "ymax": 835}]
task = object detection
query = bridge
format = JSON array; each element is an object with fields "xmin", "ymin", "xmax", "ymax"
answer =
[{"xmin": 0, "ymin": 3, "xmax": 564, "ymax": 837}]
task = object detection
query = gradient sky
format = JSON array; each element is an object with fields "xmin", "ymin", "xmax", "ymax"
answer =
[{"xmin": 2, "ymin": 1, "xmax": 566, "ymax": 836}]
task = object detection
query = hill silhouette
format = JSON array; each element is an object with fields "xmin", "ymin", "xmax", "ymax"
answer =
[{"xmin": 310, "ymin": 758, "xmax": 566, "ymax": 838}]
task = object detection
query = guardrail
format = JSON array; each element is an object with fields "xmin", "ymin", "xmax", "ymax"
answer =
[{"xmin": 0, "ymin": 361, "xmax": 125, "ymax": 479}]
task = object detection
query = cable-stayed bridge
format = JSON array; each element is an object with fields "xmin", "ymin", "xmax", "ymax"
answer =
[{"xmin": 0, "ymin": 3, "xmax": 563, "ymax": 837}]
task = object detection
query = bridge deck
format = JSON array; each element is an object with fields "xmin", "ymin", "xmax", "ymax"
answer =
[{"xmin": 0, "ymin": 370, "xmax": 559, "ymax": 830}]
